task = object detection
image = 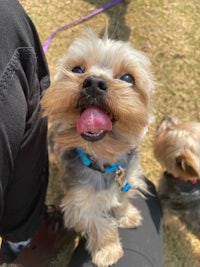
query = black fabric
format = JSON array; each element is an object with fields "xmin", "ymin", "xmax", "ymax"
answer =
[
  {"xmin": 68, "ymin": 178, "xmax": 163, "ymax": 267},
  {"xmin": 0, "ymin": 240, "xmax": 19, "ymax": 264},
  {"xmin": 0, "ymin": 0, "xmax": 50, "ymax": 242}
]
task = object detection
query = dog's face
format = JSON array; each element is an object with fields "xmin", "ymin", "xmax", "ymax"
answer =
[
  {"xmin": 42, "ymin": 29, "xmax": 155, "ymax": 162},
  {"xmin": 154, "ymin": 116, "xmax": 200, "ymax": 180}
]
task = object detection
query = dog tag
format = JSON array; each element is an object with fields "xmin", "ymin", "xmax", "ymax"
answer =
[{"xmin": 115, "ymin": 167, "xmax": 126, "ymax": 187}]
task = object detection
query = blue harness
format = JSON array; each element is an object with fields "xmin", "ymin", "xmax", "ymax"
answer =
[{"xmin": 76, "ymin": 148, "xmax": 131, "ymax": 192}]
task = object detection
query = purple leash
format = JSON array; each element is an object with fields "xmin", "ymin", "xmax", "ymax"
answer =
[{"xmin": 43, "ymin": 0, "xmax": 123, "ymax": 53}]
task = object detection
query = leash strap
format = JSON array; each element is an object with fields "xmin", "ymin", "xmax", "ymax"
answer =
[{"xmin": 43, "ymin": 0, "xmax": 123, "ymax": 52}]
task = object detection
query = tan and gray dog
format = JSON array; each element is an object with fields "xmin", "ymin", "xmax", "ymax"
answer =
[
  {"xmin": 154, "ymin": 116, "xmax": 200, "ymax": 234},
  {"xmin": 41, "ymin": 29, "xmax": 156, "ymax": 267}
]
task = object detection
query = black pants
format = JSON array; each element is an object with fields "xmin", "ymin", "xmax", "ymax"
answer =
[{"xmin": 0, "ymin": 0, "xmax": 50, "ymax": 242}]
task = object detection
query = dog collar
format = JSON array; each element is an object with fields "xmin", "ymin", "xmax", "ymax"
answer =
[
  {"xmin": 167, "ymin": 172, "xmax": 198, "ymax": 185},
  {"xmin": 76, "ymin": 148, "xmax": 131, "ymax": 192}
]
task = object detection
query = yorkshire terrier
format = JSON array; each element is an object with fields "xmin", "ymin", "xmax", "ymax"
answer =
[
  {"xmin": 41, "ymin": 29, "xmax": 156, "ymax": 267},
  {"xmin": 154, "ymin": 116, "xmax": 200, "ymax": 233}
]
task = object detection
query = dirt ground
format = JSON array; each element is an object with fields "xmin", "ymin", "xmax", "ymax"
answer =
[{"xmin": 8, "ymin": 1, "xmax": 200, "ymax": 266}]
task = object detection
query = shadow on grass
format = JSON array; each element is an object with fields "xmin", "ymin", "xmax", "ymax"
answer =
[{"xmin": 84, "ymin": 0, "xmax": 131, "ymax": 41}]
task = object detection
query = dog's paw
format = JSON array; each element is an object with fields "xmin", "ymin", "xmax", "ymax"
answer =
[
  {"xmin": 92, "ymin": 241, "xmax": 123, "ymax": 267},
  {"xmin": 117, "ymin": 205, "xmax": 142, "ymax": 228}
]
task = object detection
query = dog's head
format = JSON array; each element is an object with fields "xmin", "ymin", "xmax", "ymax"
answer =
[
  {"xmin": 154, "ymin": 116, "xmax": 200, "ymax": 180},
  {"xmin": 42, "ymin": 29, "xmax": 156, "ymax": 162}
]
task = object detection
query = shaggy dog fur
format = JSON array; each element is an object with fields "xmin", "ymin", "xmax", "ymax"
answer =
[
  {"xmin": 41, "ymin": 29, "xmax": 156, "ymax": 267},
  {"xmin": 154, "ymin": 116, "xmax": 200, "ymax": 234}
]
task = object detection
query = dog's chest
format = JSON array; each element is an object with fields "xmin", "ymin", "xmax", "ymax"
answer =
[{"xmin": 60, "ymin": 149, "xmax": 135, "ymax": 191}]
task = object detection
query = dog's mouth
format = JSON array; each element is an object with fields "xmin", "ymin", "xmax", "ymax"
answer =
[{"xmin": 76, "ymin": 106, "xmax": 113, "ymax": 142}]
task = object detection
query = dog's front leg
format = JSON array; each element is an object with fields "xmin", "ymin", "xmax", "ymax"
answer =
[
  {"xmin": 86, "ymin": 219, "xmax": 123, "ymax": 267},
  {"xmin": 113, "ymin": 199, "xmax": 142, "ymax": 228},
  {"xmin": 62, "ymin": 188, "xmax": 123, "ymax": 266}
]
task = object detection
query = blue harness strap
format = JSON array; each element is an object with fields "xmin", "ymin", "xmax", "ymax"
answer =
[
  {"xmin": 76, "ymin": 148, "xmax": 91, "ymax": 166},
  {"xmin": 76, "ymin": 148, "xmax": 131, "ymax": 192}
]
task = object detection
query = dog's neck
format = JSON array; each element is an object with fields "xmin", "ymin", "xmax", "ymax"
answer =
[
  {"xmin": 166, "ymin": 171, "xmax": 198, "ymax": 185},
  {"xmin": 76, "ymin": 148, "xmax": 131, "ymax": 192},
  {"xmin": 76, "ymin": 148, "xmax": 121, "ymax": 173}
]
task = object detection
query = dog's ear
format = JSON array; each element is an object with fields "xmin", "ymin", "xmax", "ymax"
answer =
[
  {"xmin": 156, "ymin": 116, "xmax": 178, "ymax": 135},
  {"xmin": 176, "ymin": 152, "xmax": 200, "ymax": 178}
]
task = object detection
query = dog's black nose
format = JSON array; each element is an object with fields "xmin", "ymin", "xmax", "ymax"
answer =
[{"xmin": 82, "ymin": 76, "xmax": 107, "ymax": 96}]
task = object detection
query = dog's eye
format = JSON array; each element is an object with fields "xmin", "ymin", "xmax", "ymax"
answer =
[
  {"xmin": 120, "ymin": 74, "xmax": 135, "ymax": 84},
  {"xmin": 72, "ymin": 66, "xmax": 84, "ymax": 74}
]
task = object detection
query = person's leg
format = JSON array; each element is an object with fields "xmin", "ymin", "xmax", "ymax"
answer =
[{"xmin": 68, "ymin": 177, "xmax": 163, "ymax": 267}]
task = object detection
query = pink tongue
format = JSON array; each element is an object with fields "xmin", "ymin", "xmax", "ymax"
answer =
[{"xmin": 77, "ymin": 106, "xmax": 112, "ymax": 134}]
